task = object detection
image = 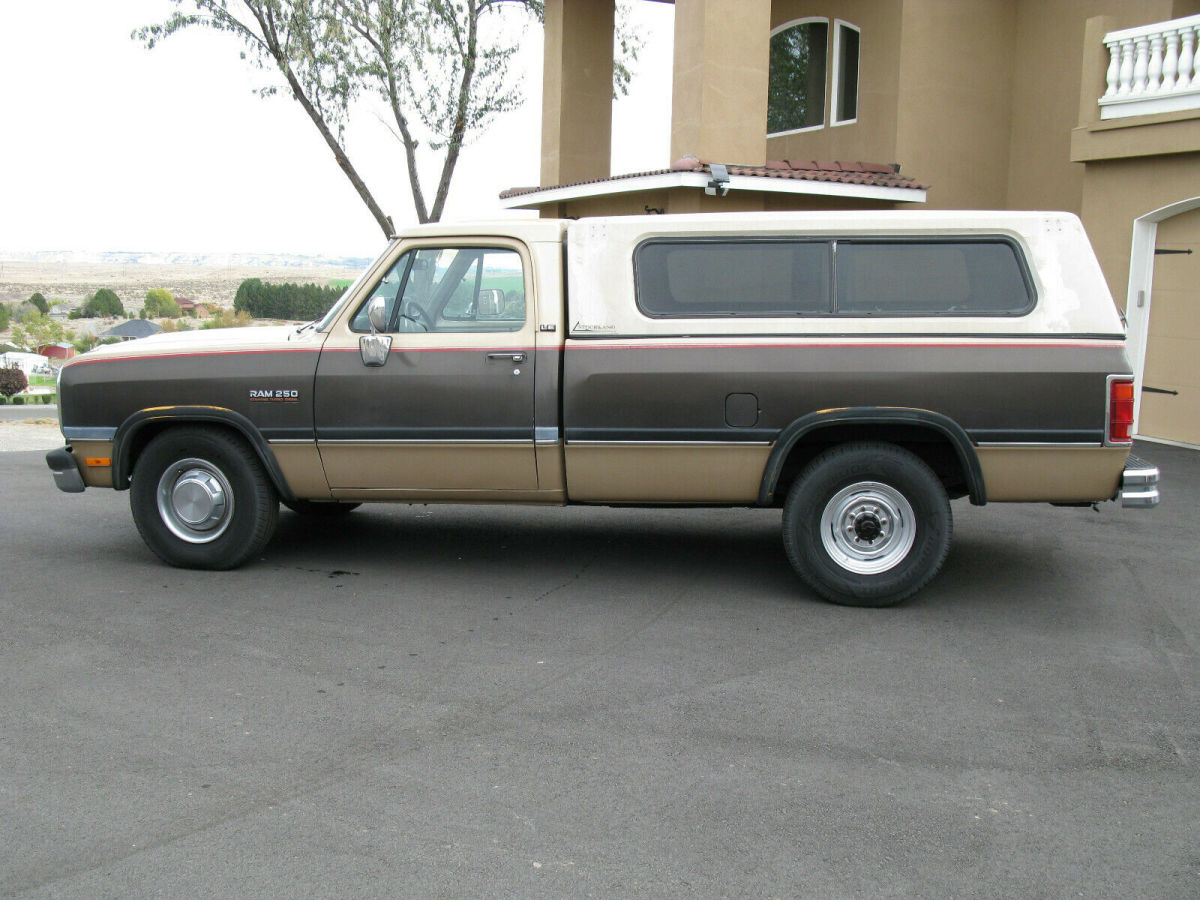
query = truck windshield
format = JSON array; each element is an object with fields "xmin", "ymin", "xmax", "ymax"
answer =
[{"xmin": 314, "ymin": 253, "xmax": 387, "ymax": 332}]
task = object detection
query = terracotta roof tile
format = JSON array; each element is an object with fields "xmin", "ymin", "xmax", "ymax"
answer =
[{"xmin": 499, "ymin": 158, "xmax": 926, "ymax": 201}]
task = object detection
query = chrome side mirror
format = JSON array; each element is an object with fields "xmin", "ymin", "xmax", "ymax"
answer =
[
  {"xmin": 360, "ymin": 296, "xmax": 392, "ymax": 366},
  {"xmin": 367, "ymin": 296, "xmax": 389, "ymax": 333}
]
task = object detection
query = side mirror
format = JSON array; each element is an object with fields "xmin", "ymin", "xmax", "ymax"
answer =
[
  {"xmin": 360, "ymin": 333, "xmax": 392, "ymax": 367},
  {"xmin": 478, "ymin": 289, "xmax": 504, "ymax": 318},
  {"xmin": 367, "ymin": 296, "xmax": 389, "ymax": 333}
]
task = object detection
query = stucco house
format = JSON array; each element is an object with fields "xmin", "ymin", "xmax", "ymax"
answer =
[
  {"xmin": 48, "ymin": 303, "xmax": 79, "ymax": 320},
  {"xmin": 175, "ymin": 297, "xmax": 212, "ymax": 318},
  {"xmin": 512, "ymin": 0, "xmax": 1200, "ymax": 447}
]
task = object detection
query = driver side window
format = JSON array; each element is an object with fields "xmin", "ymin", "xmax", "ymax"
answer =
[{"xmin": 350, "ymin": 246, "xmax": 526, "ymax": 333}]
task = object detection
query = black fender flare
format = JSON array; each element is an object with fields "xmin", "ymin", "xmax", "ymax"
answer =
[
  {"xmin": 110, "ymin": 406, "xmax": 297, "ymax": 502},
  {"xmin": 758, "ymin": 407, "xmax": 986, "ymax": 506}
]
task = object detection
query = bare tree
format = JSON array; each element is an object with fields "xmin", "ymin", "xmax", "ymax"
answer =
[
  {"xmin": 137, "ymin": 0, "xmax": 395, "ymax": 236},
  {"xmin": 137, "ymin": 1, "xmax": 641, "ymax": 232},
  {"xmin": 335, "ymin": 0, "xmax": 535, "ymax": 223}
]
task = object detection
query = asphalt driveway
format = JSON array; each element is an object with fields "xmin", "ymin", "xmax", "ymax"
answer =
[{"xmin": 1, "ymin": 442, "xmax": 1196, "ymax": 897}]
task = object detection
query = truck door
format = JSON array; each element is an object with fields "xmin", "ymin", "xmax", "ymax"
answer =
[{"xmin": 313, "ymin": 241, "xmax": 538, "ymax": 498}]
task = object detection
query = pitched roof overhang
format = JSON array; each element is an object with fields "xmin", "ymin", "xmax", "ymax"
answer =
[{"xmin": 500, "ymin": 158, "xmax": 928, "ymax": 209}]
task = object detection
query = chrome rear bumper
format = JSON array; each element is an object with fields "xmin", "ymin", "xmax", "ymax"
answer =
[{"xmin": 1119, "ymin": 455, "xmax": 1160, "ymax": 508}]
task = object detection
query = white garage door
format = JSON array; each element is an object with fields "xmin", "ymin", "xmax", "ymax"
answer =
[{"xmin": 1141, "ymin": 208, "xmax": 1200, "ymax": 446}]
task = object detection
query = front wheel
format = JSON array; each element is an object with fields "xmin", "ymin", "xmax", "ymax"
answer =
[
  {"xmin": 130, "ymin": 427, "xmax": 279, "ymax": 569},
  {"xmin": 782, "ymin": 443, "xmax": 952, "ymax": 607}
]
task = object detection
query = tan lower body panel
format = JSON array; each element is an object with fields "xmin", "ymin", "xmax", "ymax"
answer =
[
  {"xmin": 565, "ymin": 442, "xmax": 771, "ymax": 503},
  {"xmin": 977, "ymin": 446, "xmax": 1128, "ymax": 502},
  {"xmin": 535, "ymin": 442, "xmax": 566, "ymax": 494},
  {"xmin": 269, "ymin": 442, "xmax": 331, "ymax": 498},
  {"xmin": 318, "ymin": 441, "xmax": 541, "ymax": 494},
  {"xmin": 71, "ymin": 440, "xmax": 115, "ymax": 488},
  {"xmin": 329, "ymin": 488, "xmax": 567, "ymax": 503}
]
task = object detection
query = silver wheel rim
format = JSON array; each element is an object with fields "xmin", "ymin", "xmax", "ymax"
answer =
[
  {"xmin": 820, "ymin": 481, "xmax": 916, "ymax": 575},
  {"xmin": 156, "ymin": 457, "xmax": 234, "ymax": 544}
]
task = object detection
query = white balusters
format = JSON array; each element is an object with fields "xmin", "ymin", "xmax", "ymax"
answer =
[
  {"xmin": 1133, "ymin": 36, "xmax": 1150, "ymax": 92},
  {"xmin": 1161, "ymin": 30, "xmax": 1178, "ymax": 91},
  {"xmin": 1104, "ymin": 41, "xmax": 1121, "ymax": 97},
  {"xmin": 1099, "ymin": 15, "xmax": 1200, "ymax": 119},
  {"xmin": 1180, "ymin": 28, "xmax": 1196, "ymax": 90},
  {"xmin": 1116, "ymin": 38, "xmax": 1134, "ymax": 95}
]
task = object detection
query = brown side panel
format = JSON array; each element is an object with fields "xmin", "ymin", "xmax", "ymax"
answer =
[
  {"xmin": 60, "ymin": 350, "xmax": 322, "ymax": 442},
  {"xmin": 312, "ymin": 346, "xmax": 535, "ymax": 443},
  {"xmin": 562, "ymin": 341, "xmax": 1130, "ymax": 502}
]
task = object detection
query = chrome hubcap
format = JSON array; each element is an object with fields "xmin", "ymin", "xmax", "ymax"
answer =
[
  {"xmin": 820, "ymin": 481, "xmax": 916, "ymax": 574},
  {"xmin": 156, "ymin": 458, "xmax": 233, "ymax": 543}
]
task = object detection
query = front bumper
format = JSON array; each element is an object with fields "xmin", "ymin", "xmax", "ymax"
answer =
[
  {"xmin": 1119, "ymin": 455, "xmax": 1159, "ymax": 508},
  {"xmin": 46, "ymin": 446, "xmax": 85, "ymax": 493}
]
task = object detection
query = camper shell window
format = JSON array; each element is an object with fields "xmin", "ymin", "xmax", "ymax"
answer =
[{"xmin": 633, "ymin": 237, "xmax": 1035, "ymax": 319}]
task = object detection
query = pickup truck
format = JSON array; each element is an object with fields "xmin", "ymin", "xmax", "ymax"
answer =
[{"xmin": 46, "ymin": 211, "xmax": 1159, "ymax": 606}]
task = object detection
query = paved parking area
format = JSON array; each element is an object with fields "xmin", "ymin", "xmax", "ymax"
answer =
[{"xmin": 1, "ymin": 443, "xmax": 1197, "ymax": 897}]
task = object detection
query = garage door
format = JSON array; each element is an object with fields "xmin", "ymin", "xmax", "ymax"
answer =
[{"xmin": 1140, "ymin": 208, "xmax": 1200, "ymax": 446}]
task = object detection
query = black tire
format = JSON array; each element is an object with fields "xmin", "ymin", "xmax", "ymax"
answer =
[
  {"xmin": 282, "ymin": 499, "xmax": 361, "ymax": 516},
  {"xmin": 782, "ymin": 442, "xmax": 952, "ymax": 607},
  {"xmin": 130, "ymin": 426, "xmax": 279, "ymax": 570}
]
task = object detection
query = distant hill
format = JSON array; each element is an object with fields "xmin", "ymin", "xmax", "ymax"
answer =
[{"xmin": 0, "ymin": 249, "xmax": 374, "ymax": 270}]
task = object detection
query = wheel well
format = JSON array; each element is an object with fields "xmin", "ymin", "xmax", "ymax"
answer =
[
  {"xmin": 119, "ymin": 420, "xmax": 248, "ymax": 483},
  {"xmin": 769, "ymin": 424, "xmax": 972, "ymax": 507},
  {"xmin": 114, "ymin": 414, "xmax": 293, "ymax": 501}
]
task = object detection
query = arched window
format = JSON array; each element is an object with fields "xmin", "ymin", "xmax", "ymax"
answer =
[{"xmin": 768, "ymin": 18, "xmax": 860, "ymax": 135}]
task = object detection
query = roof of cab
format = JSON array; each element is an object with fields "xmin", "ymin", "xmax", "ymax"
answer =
[{"xmin": 390, "ymin": 218, "xmax": 569, "ymax": 243}]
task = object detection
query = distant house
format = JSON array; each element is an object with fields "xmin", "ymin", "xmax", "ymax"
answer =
[
  {"xmin": 100, "ymin": 320, "xmax": 163, "ymax": 341},
  {"xmin": 48, "ymin": 303, "xmax": 79, "ymax": 320},
  {"xmin": 37, "ymin": 342, "xmax": 75, "ymax": 361},
  {"xmin": 1, "ymin": 351, "xmax": 51, "ymax": 375},
  {"xmin": 175, "ymin": 297, "xmax": 212, "ymax": 318}
]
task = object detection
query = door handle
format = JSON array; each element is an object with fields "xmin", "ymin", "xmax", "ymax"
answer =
[{"xmin": 487, "ymin": 352, "xmax": 526, "ymax": 363}]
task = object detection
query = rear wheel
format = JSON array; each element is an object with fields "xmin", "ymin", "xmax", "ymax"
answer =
[
  {"xmin": 782, "ymin": 442, "xmax": 952, "ymax": 607},
  {"xmin": 130, "ymin": 427, "xmax": 279, "ymax": 569}
]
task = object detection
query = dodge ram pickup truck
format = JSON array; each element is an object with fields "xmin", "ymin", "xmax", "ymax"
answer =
[{"xmin": 46, "ymin": 211, "xmax": 1159, "ymax": 606}]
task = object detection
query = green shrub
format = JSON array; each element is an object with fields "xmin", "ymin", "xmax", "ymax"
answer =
[
  {"xmin": 201, "ymin": 309, "xmax": 252, "ymax": 329},
  {"xmin": 144, "ymin": 288, "xmax": 181, "ymax": 318},
  {"xmin": 81, "ymin": 289, "xmax": 124, "ymax": 318},
  {"xmin": 234, "ymin": 279, "xmax": 341, "ymax": 320}
]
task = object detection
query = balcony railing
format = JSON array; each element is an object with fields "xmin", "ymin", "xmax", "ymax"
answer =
[{"xmin": 1099, "ymin": 14, "xmax": 1200, "ymax": 120}]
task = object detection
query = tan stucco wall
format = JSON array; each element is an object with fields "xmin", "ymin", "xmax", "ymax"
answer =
[
  {"xmin": 1079, "ymin": 152, "xmax": 1200, "ymax": 310},
  {"xmin": 1006, "ymin": 0, "xmax": 1191, "ymax": 213},
  {"xmin": 540, "ymin": 0, "xmax": 615, "ymax": 186},
  {"xmin": 671, "ymin": 0, "xmax": 772, "ymax": 165},
  {"xmin": 892, "ymin": 0, "xmax": 1018, "ymax": 209},
  {"xmin": 765, "ymin": 0, "xmax": 903, "ymax": 167},
  {"xmin": 762, "ymin": 0, "xmax": 1197, "ymax": 213}
]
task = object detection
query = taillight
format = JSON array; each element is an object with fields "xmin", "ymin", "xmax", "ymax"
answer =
[{"xmin": 1108, "ymin": 377, "xmax": 1135, "ymax": 444}]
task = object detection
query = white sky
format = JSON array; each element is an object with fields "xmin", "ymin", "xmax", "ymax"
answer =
[{"xmin": 0, "ymin": 1, "xmax": 673, "ymax": 258}]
